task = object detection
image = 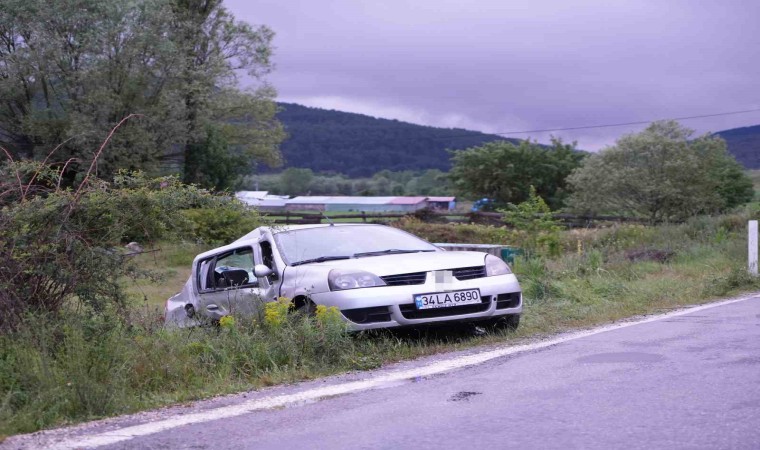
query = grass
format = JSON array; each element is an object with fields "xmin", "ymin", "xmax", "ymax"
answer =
[
  {"xmin": 2, "ymin": 211, "xmax": 760, "ymax": 436},
  {"xmin": 124, "ymin": 242, "xmax": 211, "ymax": 309}
]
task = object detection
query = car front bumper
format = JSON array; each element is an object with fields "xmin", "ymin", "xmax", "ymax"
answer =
[{"xmin": 309, "ymin": 273, "xmax": 522, "ymax": 331}]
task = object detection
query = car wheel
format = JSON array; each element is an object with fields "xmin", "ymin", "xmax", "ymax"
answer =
[
  {"xmin": 293, "ymin": 296, "xmax": 316, "ymax": 315},
  {"xmin": 485, "ymin": 314, "xmax": 520, "ymax": 331}
]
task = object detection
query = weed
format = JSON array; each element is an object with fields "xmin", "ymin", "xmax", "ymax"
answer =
[
  {"xmin": 501, "ymin": 186, "xmax": 562, "ymax": 258},
  {"xmin": 264, "ymin": 297, "xmax": 292, "ymax": 328},
  {"xmin": 218, "ymin": 316, "xmax": 236, "ymax": 330}
]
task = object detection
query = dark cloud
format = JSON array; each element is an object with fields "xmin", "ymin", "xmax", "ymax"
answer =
[{"xmin": 227, "ymin": 0, "xmax": 760, "ymax": 150}]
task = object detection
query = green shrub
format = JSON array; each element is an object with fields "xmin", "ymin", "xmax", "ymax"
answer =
[
  {"xmin": 391, "ymin": 217, "xmax": 519, "ymax": 245},
  {"xmin": 500, "ymin": 186, "xmax": 561, "ymax": 257},
  {"xmin": 181, "ymin": 205, "xmax": 265, "ymax": 245},
  {"xmin": 0, "ymin": 164, "xmax": 257, "ymax": 331}
]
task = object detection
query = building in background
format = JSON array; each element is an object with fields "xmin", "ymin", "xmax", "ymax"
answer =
[
  {"xmin": 427, "ymin": 196, "xmax": 456, "ymax": 210},
  {"xmin": 237, "ymin": 193, "xmax": 455, "ymax": 213},
  {"xmin": 235, "ymin": 191, "xmax": 289, "ymax": 212}
]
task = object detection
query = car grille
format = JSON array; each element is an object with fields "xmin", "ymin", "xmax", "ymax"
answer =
[
  {"xmin": 496, "ymin": 292, "xmax": 521, "ymax": 309},
  {"xmin": 399, "ymin": 296, "xmax": 492, "ymax": 319},
  {"xmin": 381, "ymin": 265, "xmax": 488, "ymax": 286},
  {"xmin": 341, "ymin": 306, "xmax": 392, "ymax": 324},
  {"xmin": 380, "ymin": 272, "xmax": 427, "ymax": 286},
  {"xmin": 452, "ymin": 266, "xmax": 487, "ymax": 281}
]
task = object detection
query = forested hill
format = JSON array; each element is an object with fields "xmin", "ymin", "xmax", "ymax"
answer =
[
  {"xmin": 274, "ymin": 102, "xmax": 518, "ymax": 177},
  {"xmin": 714, "ymin": 125, "xmax": 760, "ymax": 169}
]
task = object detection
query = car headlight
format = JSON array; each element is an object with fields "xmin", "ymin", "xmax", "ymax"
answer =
[
  {"xmin": 485, "ymin": 254, "xmax": 512, "ymax": 276},
  {"xmin": 328, "ymin": 269, "xmax": 387, "ymax": 291}
]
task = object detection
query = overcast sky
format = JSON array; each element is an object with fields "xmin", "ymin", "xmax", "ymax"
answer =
[{"xmin": 225, "ymin": 0, "xmax": 759, "ymax": 150}]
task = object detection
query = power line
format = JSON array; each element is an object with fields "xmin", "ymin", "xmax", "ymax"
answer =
[{"xmin": 448, "ymin": 107, "xmax": 760, "ymax": 138}]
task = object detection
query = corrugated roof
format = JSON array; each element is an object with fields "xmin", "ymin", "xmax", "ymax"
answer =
[
  {"xmin": 237, "ymin": 197, "xmax": 287, "ymax": 207},
  {"xmin": 235, "ymin": 191, "xmax": 269, "ymax": 200},
  {"xmin": 389, "ymin": 196, "xmax": 428, "ymax": 205},
  {"xmin": 328, "ymin": 196, "xmax": 397, "ymax": 205},
  {"xmin": 287, "ymin": 196, "xmax": 333, "ymax": 204},
  {"xmin": 288, "ymin": 196, "xmax": 397, "ymax": 205},
  {"xmin": 427, "ymin": 196, "xmax": 456, "ymax": 202}
]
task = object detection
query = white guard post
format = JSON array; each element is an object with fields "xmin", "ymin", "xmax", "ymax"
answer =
[{"xmin": 749, "ymin": 220, "xmax": 758, "ymax": 276}]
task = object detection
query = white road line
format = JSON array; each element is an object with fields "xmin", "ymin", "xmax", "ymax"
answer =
[{"xmin": 51, "ymin": 294, "xmax": 758, "ymax": 449}]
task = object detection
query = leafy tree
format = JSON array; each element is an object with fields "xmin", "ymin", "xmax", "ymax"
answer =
[
  {"xmin": 404, "ymin": 169, "xmax": 452, "ymax": 196},
  {"xmin": 567, "ymin": 121, "xmax": 754, "ymax": 222},
  {"xmin": 0, "ymin": 0, "xmax": 283, "ymax": 187},
  {"xmin": 170, "ymin": 0, "xmax": 284, "ymax": 187},
  {"xmin": 449, "ymin": 138, "xmax": 585, "ymax": 209},
  {"xmin": 183, "ymin": 125, "xmax": 247, "ymax": 191},
  {"xmin": 279, "ymin": 168, "xmax": 314, "ymax": 195}
]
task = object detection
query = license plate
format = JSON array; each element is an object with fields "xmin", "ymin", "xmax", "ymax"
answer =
[{"xmin": 414, "ymin": 289, "xmax": 482, "ymax": 310}]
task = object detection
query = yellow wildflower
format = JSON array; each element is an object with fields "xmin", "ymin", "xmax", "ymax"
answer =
[{"xmin": 219, "ymin": 315, "xmax": 235, "ymax": 329}]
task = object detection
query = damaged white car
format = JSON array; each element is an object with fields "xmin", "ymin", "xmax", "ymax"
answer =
[{"xmin": 165, "ymin": 224, "xmax": 522, "ymax": 331}]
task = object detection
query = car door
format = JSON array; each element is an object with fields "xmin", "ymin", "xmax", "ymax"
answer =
[
  {"xmin": 195, "ymin": 246, "xmax": 265, "ymax": 321},
  {"xmin": 252, "ymin": 238, "xmax": 282, "ymax": 303}
]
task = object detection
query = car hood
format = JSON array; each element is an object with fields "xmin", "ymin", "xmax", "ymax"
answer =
[{"xmin": 299, "ymin": 250, "xmax": 489, "ymax": 276}]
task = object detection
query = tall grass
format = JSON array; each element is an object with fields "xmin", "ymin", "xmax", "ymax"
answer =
[
  {"xmin": 0, "ymin": 306, "xmax": 358, "ymax": 434},
  {"xmin": 2, "ymin": 211, "xmax": 760, "ymax": 436},
  {"xmin": 0, "ymin": 302, "xmax": 482, "ymax": 435},
  {"xmin": 516, "ymin": 212, "xmax": 760, "ymax": 332}
]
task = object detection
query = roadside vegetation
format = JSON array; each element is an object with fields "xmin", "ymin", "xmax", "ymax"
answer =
[{"xmin": 2, "ymin": 173, "xmax": 759, "ymax": 434}]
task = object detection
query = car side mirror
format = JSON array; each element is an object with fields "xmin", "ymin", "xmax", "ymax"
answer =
[{"xmin": 253, "ymin": 264, "xmax": 274, "ymax": 278}]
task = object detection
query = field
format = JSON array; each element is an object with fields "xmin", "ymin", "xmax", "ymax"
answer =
[{"xmin": 126, "ymin": 242, "xmax": 211, "ymax": 310}]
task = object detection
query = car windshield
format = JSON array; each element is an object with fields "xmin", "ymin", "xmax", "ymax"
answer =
[{"xmin": 274, "ymin": 225, "xmax": 438, "ymax": 265}]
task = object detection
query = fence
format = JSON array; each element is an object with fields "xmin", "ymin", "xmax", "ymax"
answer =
[{"xmin": 263, "ymin": 210, "xmax": 649, "ymax": 227}]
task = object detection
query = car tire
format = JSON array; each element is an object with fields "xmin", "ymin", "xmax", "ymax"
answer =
[
  {"xmin": 293, "ymin": 296, "xmax": 316, "ymax": 315},
  {"xmin": 485, "ymin": 314, "xmax": 520, "ymax": 331}
]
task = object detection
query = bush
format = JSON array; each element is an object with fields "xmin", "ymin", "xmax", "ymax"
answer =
[
  {"xmin": 500, "ymin": 186, "xmax": 562, "ymax": 258},
  {"xmin": 181, "ymin": 205, "xmax": 266, "ymax": 245},
  {"xmin": 0, "ymin": 164, "xmax": 260, "ymax": 331},
  {"xmin": 391, "ymin": 217, "xmax": 518, "ymax": 245}
]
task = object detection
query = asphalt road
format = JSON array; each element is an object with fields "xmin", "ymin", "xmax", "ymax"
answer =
[{"xmin": 7, "ymin": 296, "xmax": 760, "ymax": 449}]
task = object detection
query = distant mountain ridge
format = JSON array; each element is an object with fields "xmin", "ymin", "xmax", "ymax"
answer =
[
  {"xmin": 274, "ymin": 103, "xmax": 760, "ymax": 174},
  {"xmin": 274, "ymin": 102, "xmax": 518, "ymax": 177},
  {"xmin": 714, "ymin": 125, "xmax": 760, "ymax": 169}
]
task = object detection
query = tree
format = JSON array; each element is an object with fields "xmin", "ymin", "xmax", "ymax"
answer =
[
  {"xmin": 279, "ymin": 168, "xmax": 314, "ymax": 195},
  {"xmin": 0, "ymin": 0, "xmax": 283, "ymax": 187},
  {"xmin": 567, "ymin": 121, "xmax": 754, "ymax": 222},
  {"xmin": 449, "ymin": 138, "xmax": 585, "ymax": 209},
  {"xmin": 183, "ymin": 126, "xmax": 246, "ymax": 191},
  {"xmin": 170, "ymin": 0, "xmax": 284, "ymax": 187}
]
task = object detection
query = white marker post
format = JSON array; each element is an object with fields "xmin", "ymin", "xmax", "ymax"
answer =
[{"xmin": 749, "ymin": 220, "xmax": 758, "ymax": 276}]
